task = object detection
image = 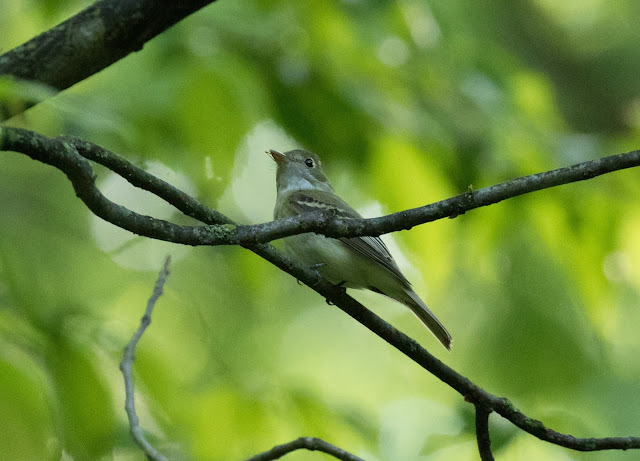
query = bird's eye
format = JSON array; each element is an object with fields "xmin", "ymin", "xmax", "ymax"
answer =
[{"xmin": 304, "ymin": 158, "xmax": 315, "ymax": 168}]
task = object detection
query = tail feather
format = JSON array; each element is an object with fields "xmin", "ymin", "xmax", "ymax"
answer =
[{"xmin": 400, "ymin": 288, "xmax": 452, "ymax": 350}]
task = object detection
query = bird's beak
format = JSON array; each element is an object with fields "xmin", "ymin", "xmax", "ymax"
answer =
[{"xmin": 267, "ymin": 149, "xmax": 285, "ymax": 164}]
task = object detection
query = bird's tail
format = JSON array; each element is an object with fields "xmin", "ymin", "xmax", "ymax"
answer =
[{"xmin": 399, "ymin": 287, "xmax": 452, "ymax": 350}]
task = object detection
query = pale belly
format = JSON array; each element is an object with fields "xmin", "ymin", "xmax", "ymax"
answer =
[{"xmin": 283, "ymin": 233, "xmax": 401, "ymax": 290}]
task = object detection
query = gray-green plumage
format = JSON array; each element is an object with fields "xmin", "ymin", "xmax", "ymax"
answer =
[{"xmin": 269, "ymin": 149, "xmax": 452, "ymax": 350}]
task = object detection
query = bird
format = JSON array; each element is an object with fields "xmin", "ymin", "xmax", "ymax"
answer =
[{"xmin": 268, "ymin": 148, "xmax": 452, "ymax": 350}]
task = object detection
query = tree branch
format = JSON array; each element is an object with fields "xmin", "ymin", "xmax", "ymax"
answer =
[
  {"xmin": 475, "ymin": 405, "xmax": 494, "ymax": 461},
  {"xmin": 120, "ymin": 256, "xmax": 172, "ymax": 461},
  {"xmin": 0, "ymin": 128, "xmax": 218, "ymax": 245},
  {"xmin": 0, "ymin": 0, "xmax": 216, "ymax": 120},
  {"xmin": 10, "ymin": 126, "xmax": 640, "ymax": 250},
  {"xmin": 246, "ymin": 437, "xmax": 366, "ymax": 461},
  {"xmin": 3, "ymin": 127, "xmax": 640, "ymax": 454},
  {"xmin": 227, "ymin": 148, "xmax": 640, "ymax": 244},
  {"xmin": 53, "ymin": 133, "xmax": 640, "ymax": 246}
]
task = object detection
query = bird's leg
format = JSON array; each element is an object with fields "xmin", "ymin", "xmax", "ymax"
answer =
[
  {"xmin": 294, "ymin": 262, "xmax": 345, "ymax": 305},
  {"xmin": 310, "ymin": 262, "xmax": 325, "ymax": 278},
  {"xmin": 296, "ymin": 262, "xmax": 326, "ymax": 286}
]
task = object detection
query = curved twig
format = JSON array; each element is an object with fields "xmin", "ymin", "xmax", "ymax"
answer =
[
  {"xmin": 246, "ymin": 437, "xmax": 366, "ymax": 461},
  {"xmin": 120, "ymin": 256, "xmax": 172, "ymax": 461}
]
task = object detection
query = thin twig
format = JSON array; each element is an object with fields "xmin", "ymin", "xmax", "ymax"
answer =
[
  {"xmin": 119, "ymin": 256, "xmax": 172, "ymax": 461},
  {"xmin": 475, "ymin": 405, "xmax": 494, "ymax": 461},
  {"xmin": 246, "ymin": 437, "xmax": 366, "ymax": 461}
]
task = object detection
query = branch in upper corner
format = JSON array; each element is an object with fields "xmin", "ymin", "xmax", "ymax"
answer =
[
  {"xmin": 120, "ymin": 256, "xmax": 171, "ymax": 461},
  {"xmin": 0, "ymin": 0, "xmax": 217, "ymax": 121},
  {"xmin": 475, "ymin": 405, "xmax": 494, "ymax": 461},
  {"xmin": 246, "ymin": 437, "xmax": 366, "ymax": 461}
]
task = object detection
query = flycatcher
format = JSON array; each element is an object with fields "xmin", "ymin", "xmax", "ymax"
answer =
[{"xmin": 268, "ymin": 149, "xmax": 452, "ymax": 350}]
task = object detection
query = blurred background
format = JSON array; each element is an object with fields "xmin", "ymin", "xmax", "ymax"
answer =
[{"xmin": 1, "ymin": 0, "xmax": 640, "ymax": 459}]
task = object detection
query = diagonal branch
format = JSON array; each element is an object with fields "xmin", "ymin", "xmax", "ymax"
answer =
[
  {"xmin": 0, "ymin": 0, "xmax": 216, "ymax": 120},
  {"xmin": 2, "ymin": 127, "xmax": 640, "ymax": 453}
]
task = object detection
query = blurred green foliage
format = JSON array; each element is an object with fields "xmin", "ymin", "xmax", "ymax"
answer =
[{"xmin": 1, "ymin": 0, "xmax": 640, "ymax": 459}]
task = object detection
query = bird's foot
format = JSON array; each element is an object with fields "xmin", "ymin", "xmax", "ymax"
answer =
[
  {"xmin": 309, "ymin": 262, "xmax": 326, "ymax": 286},
  {"xmin": 295, "ymin": 263, "xmax": 326, "ymax": 287},
  {"xmin": 310, "ymin": 262, "xmax": 325, "ymax": 278},
  {"xmin": 295, "ymin": 263, "xmax": 326, "ymax": 286}
]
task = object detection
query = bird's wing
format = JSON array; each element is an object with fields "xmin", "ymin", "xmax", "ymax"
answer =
[{"xmin": 288, "ymin": 190, "xmax": 410, "ymax": 284}]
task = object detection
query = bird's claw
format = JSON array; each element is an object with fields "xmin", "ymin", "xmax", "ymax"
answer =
[
  {"xmin": 310, "ymin": 262, "xmax": 325, "ymax": 279},
  {"xmin": 295, "ymin": 263, "xmax": 326, "ymax": 286}
]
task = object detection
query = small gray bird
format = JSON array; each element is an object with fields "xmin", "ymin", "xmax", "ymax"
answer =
[{"xmin": 269, "ymin": 149, "xmax": 452, "ymax": 350}]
